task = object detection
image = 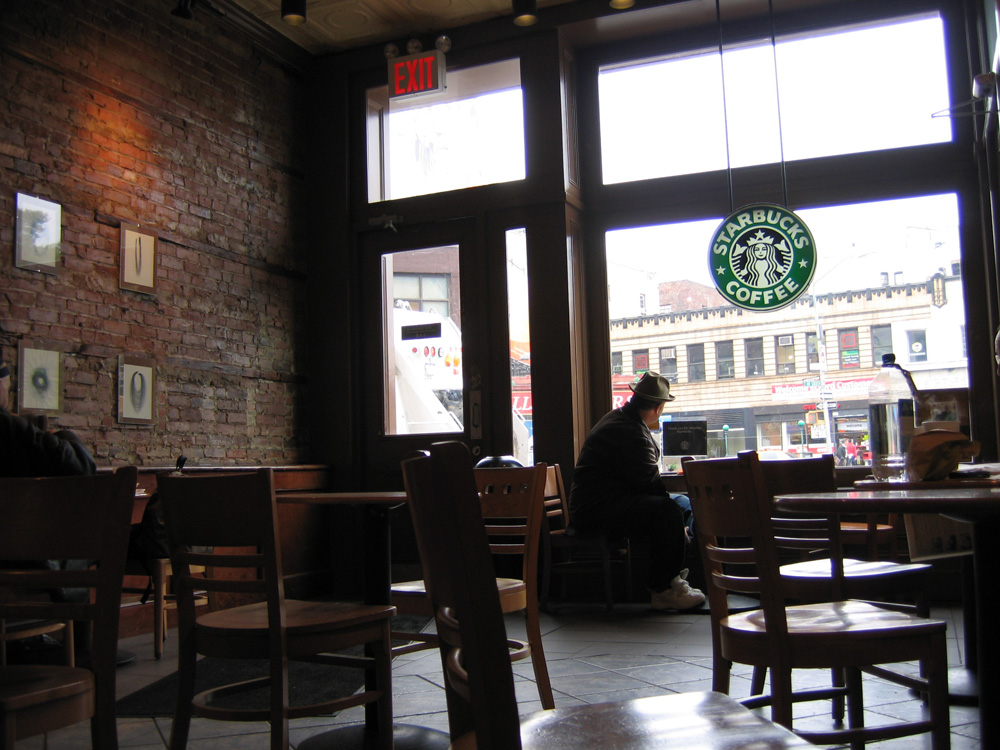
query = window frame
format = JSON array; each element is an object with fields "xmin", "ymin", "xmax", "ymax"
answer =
[
  {"xmin": 688, "ymin": 343, "xmax": 706, "ymax": 383},
  {"xmin": 745, "ymin": 337, "xmax": 765, "ymax": 377},
  {"xmin": 579, "ymin": 0, "xmax": 985, "ymax": 444}
]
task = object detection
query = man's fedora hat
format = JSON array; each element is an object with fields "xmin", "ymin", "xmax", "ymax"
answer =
[{"xmin": 629, "ymin": 372, "xmax": 675, "ymax": 402}]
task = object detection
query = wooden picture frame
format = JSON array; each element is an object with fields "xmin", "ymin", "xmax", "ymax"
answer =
[
  {"xmin": 15, "ymin": 193, "xmax": 61, "ymax": 273},
  {"xmin": 18, "ymin": 340, "xmax": 62, "ymax": 413},
  {"xmin": 118, "ymin": 355, "xmax": 155, "ymax": 424},
  {"xmin": 119, "ymin": 223, "xmax": 157, "ymax": 294}
]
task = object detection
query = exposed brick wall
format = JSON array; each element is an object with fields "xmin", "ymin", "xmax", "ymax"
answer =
[{"xmin": 0, "ymin": 0, "xmax": 310, "ymax": 467}]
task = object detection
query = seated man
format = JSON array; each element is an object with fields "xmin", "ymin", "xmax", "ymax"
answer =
[
  {"xmin": 0, "ymin": 359, "xmax": 96, "ymax": 477},
  {"xmin": 569, "ymin": 372, "xmax": 704, "ymax": 611}
]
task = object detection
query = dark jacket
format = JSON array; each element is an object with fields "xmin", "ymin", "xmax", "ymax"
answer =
[
  {"xmin": 569, "ymin": 399, "xmax": 666, "ymax": 529},
  {"xmin": 0, "ymin": 409, "xmax": 96, "ymax": 477}
]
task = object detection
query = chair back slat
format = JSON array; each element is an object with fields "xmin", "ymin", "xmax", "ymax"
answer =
[
  {"xmin": 542, "ymin": 465, "xmax": 569, "ymax": 530},
  {"xmin": 0, "ymin": 467, "xmax": 136, "ymax": 637},
  {"xmin": 157, "ymin": 469, "xmax": 285, "ymax": 624},
  {"xmin": 474, "ymin": 464, "xmax": 546, "ymax": 593},
  {"xmin": 682, "ymin": 454, "xmax": 789, "ymax": 638},
  {"xmin": 753, "ymin": 452, "xmax": 845, "ymax": 596},
  {"xmin": 402, "ymin": 442, "xmax": 523, "ymax": 750},
  {"xmin": 0, "ymin": 466, "xmax": 137, "ymax": 748}
]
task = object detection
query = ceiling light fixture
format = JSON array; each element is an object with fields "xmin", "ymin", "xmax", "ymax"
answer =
[
  {"xmin": 512, "ymin": 0, "xmax": 537, "ymax": 27},
  {"xmin": 171, "ymin": 0, "xmax": 194, "ymax": 19},
  {"xmin": 609, "ymin": 0, "xmax": 635, "ymax": 9},
  {"xmin": 282, "ymin": 0, "xmax": 307, "ymax": 25}
]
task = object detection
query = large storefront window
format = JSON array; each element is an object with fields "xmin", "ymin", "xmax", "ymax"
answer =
[
  {"xmin": 599, "ymin": 7, "xmax": 968, "ymax": 462},
  {"xmin": 598, "ymin": 13, "xmax": 950, "ymax": 185},
  {"xmin": 368, "ymin": 59, "xmax": 525, "ymax": 201},
  {"xmin": 606, "ymin": 194, "xmax": 967, "ymax": 458}
]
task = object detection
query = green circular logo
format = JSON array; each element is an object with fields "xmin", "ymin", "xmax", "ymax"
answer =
[{"xmin": 709, "ymin": 203, "xmax": 816, "ymax": 311}]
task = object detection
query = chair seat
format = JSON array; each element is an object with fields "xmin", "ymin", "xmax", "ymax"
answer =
[
  {"xmin": 722, "ymin": 600, "xmax": 947, "ymax": 666},
  {"xmin": 781, "ymin": 557, "xmax": 929, "ymax": 581},
  {"xmin": 198, "ymin": 599, "xmax": 395, "ymax": 638},
  {"xmin": 450, "ymin": 691, "xmax": 814, "ymax": 750},
  {"xmin": 0, "ymin": 665, "xmax": 94, "ymax": 713},
  {"xmin": 392, "ymin": 578, "xmax": 526, "ymax": 604}
]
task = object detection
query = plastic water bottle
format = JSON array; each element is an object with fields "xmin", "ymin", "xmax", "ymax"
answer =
[{"xmin": 867, "ymin": 353, "xmax": 918, "ymax": 481}]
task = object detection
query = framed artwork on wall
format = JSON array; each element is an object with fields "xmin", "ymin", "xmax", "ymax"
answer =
[
  {"xmin": 119, "ymin": 223, "xmax": 157, "ymax": 294},
  {"xmin": 18, "ymin": 341, "xmax": 62, "ymax": 413},
  {"xmin": 118, "ymin": 355, "xmax": 155, "ymax": 424},
  {"xmin": 15, "ymin": 193, "xmax": 61, "ymax": 273}
]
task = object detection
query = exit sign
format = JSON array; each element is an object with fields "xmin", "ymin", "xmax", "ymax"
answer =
[{"xmin": 389, "ymin": 50, "xmax": 446, "ymax": 100}]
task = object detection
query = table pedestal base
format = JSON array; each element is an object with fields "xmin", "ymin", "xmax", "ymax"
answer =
[
  {"xmin": 297, "ymin": 722, "xmax": 451, "ymax": 750},
  {"xmin": 945, "ymin": 666, "xmax": 978, "ymax": 706}
]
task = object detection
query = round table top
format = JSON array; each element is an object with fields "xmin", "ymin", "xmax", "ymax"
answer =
[{"xmin": 774, "ymin": 487, "xmax": 1000, "ymax": 521}]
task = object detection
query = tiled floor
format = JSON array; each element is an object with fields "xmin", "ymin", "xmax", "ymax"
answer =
[{"xmin": 26, "ymin": 601, "xmax": 980, "ymax": 748}]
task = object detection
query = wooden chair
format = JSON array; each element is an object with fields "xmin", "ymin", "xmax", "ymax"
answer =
[
  {"xmin": 682, "ymin": 452, "xmax": 950, "ymax": 749},
  {"xmin": 754, "ymin": 452, "xmax": 930, "ymax": 613},
  {"xmin": 539, "ymin": 464, "xmax": 632, "ymax": 612},
  {"xmin": 0, "ymin": 466, "xmax": 137, "ymax": 750},
  {"xmin": 400, "ymin": 441, "xmax": 815, "ymax": 750},
  {"xmin": 157, "ymin": 468, "xmax": 396, "ymax": 750},
  {"xmin": 839, "ymin": 514, "xmax": 902, "ymax": 560},
  {"xmin": 1, "ymin": 615, "xmax": 72, "ymax": 668},
  {"xmin": 391, "ymin": 463, "xmax": 555, "ymax": 709}
]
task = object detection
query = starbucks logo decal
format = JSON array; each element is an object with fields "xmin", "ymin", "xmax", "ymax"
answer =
[{"xmin": 709, "ymin": 203, "xmax": 816, "ymax": 311}]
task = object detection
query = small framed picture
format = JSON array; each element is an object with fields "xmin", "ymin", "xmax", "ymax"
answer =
[
  {"xmin": 119, "ymin": 223, "xmax": 157, "ymax": 294},
  {"xmin": 118, "ymin": 355, "xmax": 155, "ymax": 424},
  {"xmin": 18, "ymin": 341, "xmax": 62, "ymax": 413},
  {"xmin": 15, "ymin": 193, "xmax": 61, "ymax": 273}
]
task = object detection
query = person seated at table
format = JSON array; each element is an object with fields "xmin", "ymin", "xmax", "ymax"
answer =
[
  {"xmin": 569, "ymin": 372, "xmax": 704, "ymax": 611},
  {"xmin": 0, "ymin": 359, "xmax": 96, "ymax": 477}
]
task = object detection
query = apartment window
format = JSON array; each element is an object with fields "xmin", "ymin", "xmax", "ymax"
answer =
[
  {"xmin": 633, "ymin": 349, "xmax": 649, "ymax": 374},
  {"xmin": 688, "ymin": 343, "xmax": 706, "ymax": 382},
  {"xmin": 907, "ymin": 330, "xmax": 928, "ymax": 363},
  {"xmin": 745, "ymin": 338, "xmax": 764, "ymax": 377},
  {"xmin": 872, "ymin": 324, "xmax": 893, "ymax": 364},
  {"xmin": 393, "ymin": 273, "xmax": 450, "ymax": 316},
  {"xmin": 716, "ymin": 341, "xmax": 735, "ymax": 380},
  {"xmin": 775, "ymin": 334, "xmax": 795, "ymax": 374},
  {"xmin": 839, "ymin": 328, "xmax": 860, "ymax": 369},
  {"xmin": 659, "ymin": 347, "xmax": 678, "ymax": 382},
  {"xmin": 806, "ymin": 332, "xmax": 820, "ymax": 371},
  {"xmin": 611, "ymin": 351, "xmax": 623, "ymax": 375}
]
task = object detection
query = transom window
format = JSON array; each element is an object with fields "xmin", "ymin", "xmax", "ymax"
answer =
[
  {"xmin": 599, "ymin": 14, "xmax": 950, "ymax": 185},
  {"xmin": 368, "ymin": 59, "xmax": 525, "ymax": 201}
]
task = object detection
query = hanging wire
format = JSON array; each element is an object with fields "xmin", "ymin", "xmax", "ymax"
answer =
[
  {"xmin": 715, "ymin": 0, "xmax": 735, "ymax": 214},
  {"xmin": 767, "ymin": 0, "xmax": 790, "ymax": 207}
]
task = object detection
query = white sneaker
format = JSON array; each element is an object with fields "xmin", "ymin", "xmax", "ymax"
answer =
[{"xmin": 650, "ymin": 568, "xmax": 705, "ymax": 611}]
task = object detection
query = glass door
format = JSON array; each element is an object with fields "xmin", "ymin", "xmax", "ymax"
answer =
[{"xmin": 359, "ymin": 220, "xmax": 487, "ymax": 481}]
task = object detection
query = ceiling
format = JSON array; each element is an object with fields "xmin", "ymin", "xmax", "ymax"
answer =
[
  {"xmin": 215, "ymin": 0, "xmax": 841, "ymax": 59},
  {"xmin": 225, "ymin": 0, "xmax": 582, "ymax": 55}
]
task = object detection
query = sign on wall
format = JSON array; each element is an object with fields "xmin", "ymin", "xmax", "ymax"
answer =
[
  {"xmin": 388, "ymin": 49, "xmax": 446, "ymax": 100},
  {"xmin": 709, "ymin": 203, "xmax": 816, "ymax": 311}
]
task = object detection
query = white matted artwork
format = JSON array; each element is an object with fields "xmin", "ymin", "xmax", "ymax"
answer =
[
  {"xmin": 119, "ymin": 223, "xmax": 157, "ymax": 294},
  {"xmin": 15, "ymin": 193, "xmax": 61, "ymax": 273},
  {"xmin": 18, "ymin": 341, "xmax": 62, "ymax": 413},
  {"xmin": 118, "ymin": 355, "xmax": 155, "ymax": 424}
]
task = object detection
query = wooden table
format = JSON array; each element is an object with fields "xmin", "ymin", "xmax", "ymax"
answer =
[
  {"xmin": 774, "ymin": 486, "xmax": 1000, "ymax": 748},
  {"xmin": 278, "ymin": 491, "xmax": 450, "ymax": 750}
]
